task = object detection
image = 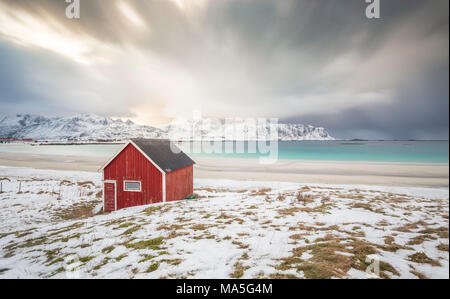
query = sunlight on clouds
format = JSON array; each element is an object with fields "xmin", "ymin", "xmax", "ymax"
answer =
[
  {"xmin": 116, "ymin": 0, "xmax": 146, "ymax": 29},
  {"xmin": 120, "ymin": 48, "xmax": 203, "ymax": 119},
  {"xmin": 0, "ymin": 0, "xmax": 398, "ymax": 120},
  {"xmin": 168, "ymin": 0, "xmax": 208, "ymax": 14},
  {"xmin": 127, "ymin": 106, "xmax": 172, "ymax": 126},
  {"xmin": 0, "ymin": 0, "xmax": 205, "ymax": 124},
  {"xmin": 0, "ymin": 3, "xmax": 109, "ymax": 65}
]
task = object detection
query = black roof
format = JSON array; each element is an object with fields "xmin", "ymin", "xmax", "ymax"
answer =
[{"xmin": 131, "ymin": 138, "xmax": 195, "ymax": 173}]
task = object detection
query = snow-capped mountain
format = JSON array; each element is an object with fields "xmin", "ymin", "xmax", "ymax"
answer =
[
  {"xmin": 159, "ymin": 118, "xmax": 334, "ymax": 141},
  {"xmin": 0, "ymin": 113, "xmax": 334, "ymax": 141},
  {"xmin": 0, "ymin": 114, "xmax": 165, "ymax": 141}
]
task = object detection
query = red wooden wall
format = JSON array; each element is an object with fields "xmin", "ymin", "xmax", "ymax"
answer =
[
  {"xmin": 165, "ymin": 165, "xmax": 193, "ymax": 202},
  {"xmin": 104, "ymin": 144, "xmax": 163, "ymax": 210}
]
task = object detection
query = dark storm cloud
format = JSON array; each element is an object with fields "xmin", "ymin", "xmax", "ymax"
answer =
[
  {"xmin": 0, "ymin": 0, "xmax": 448, "ymax": 138},
  {"xmin": 283, "ymin": 67, "xmax": 449, "ymax": 140}
]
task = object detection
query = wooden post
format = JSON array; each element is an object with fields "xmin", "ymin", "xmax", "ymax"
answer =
[
  {"xmin": 19, "ymin": 181, "xmax": 21, "ymax": 193},
  {"xmin": 0, "ymin": 181, "xmax": 2, "ymax": 193}
]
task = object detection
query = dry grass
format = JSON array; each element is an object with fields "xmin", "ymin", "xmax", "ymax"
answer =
[
  {"xmin": 53, "ymin": 200, "xmax": 101, "ymax": 220},
  {"xmin": 407, "ymin": 252, "xmax": 441, "ymax": 266},
  {"xmin": 143, "ymin": 205, "xmax": 163, "ymax": 215},
  {"xmin": 268, "ymin": 273, "xmax": 299, "ymax": 279},
  {"xmin": 236, "ymin": 233, "xmax": 250, "ymax": 237},
  {"xmin": 418, "ymin": 226, "xmax": 449, "ymax": 238},
  {"xmin": 437, "ymin": 243, "xmax": 449, "ymax": 252},
  {"xmin": 230, "ymin": 261, "xmax": 249, "ymax": 278},
  {"xmin": 351, "ymin": 202, "xmax": 375, "ymax": 212},
  {"xmin": 157, "ymin": 224, "xmax": 184, "ymax": 231},
  {"xmin": 216, "ymin": 212, "xmax": 233, "ymax": 220},
  {"xmin": 167, "ymin": 230, "xmax": 189, "ymax": 239},
  {"xmin": 190, "ymin": 224, "xmax": 213, "ymax": 231},
  {"xmin": 250, "ymin": 188, "xmax": 272, "ymax": 196},
  {"xmin": 77, "ymin": 181, "xmax": 95, "ymax": 187},
  {"xmin": 410, "ymin": 269, "xmax": 428, "ymax": 279},
  {"xmin": 376, "ymin": 220, "xmax": 391, "ymax": 227},
  {"xmin": 314, "ymin": 234, "xmax": 338, "ymax": 243},
  {"xmin": 277, "ymin": 207, "xmax": 301, "ymax": 216},
  {"xmin": 289, "ymin": 234, "xmax": 304, "ymax": 240},
  {"xmin": 276, "ymin": 193, "xmax": 286, "ymax": 201},
  {"xmin": 407, "ymin": 234, "xmax": 436, "ymax": 246},
  {"xmin": 102, "ymin": 246, "xmax": 115, "ymax": 254},
  {"xmin": 124, "ymin": 237, "xmax": 164, "ymax": 250},
  {"xmin": 273, "ymin": 237, "xmax": 400, "ymax": 279},
  {"xmin": 296, "ymin": 192, "xmax": 314, "ymax": 204},
  {"xmin": 59, "ymin": 180, "xmax": 73, "ymax": 186},
  {"xmin": 146, "ymin": 262, "xmax": 159, "ymax": 272},
  {"xmin": 236, "ymin": 189, "xmax": 248, "ymax": 193},
  {"xmin": 232, "ymin": 240, "xmax": 249, "ymax": 249},
  {"xmin": 393, "ymin": 221, "xmax": 427, "ymax": 233},
  {"xmin": 321, "ymin": 195, "xmax": 331, "ymax": 203},
  {"xmin": 160, "ymin": 258, "xmax": 183, "ymax": 266},
  {"xmin": 121, "ymin": 225, "xmax": 142, "ymax": 235}
]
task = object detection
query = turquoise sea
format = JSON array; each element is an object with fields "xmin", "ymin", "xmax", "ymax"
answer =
[{"xmin": 0, "ymin": 141, "xmax": 448, "ymax": 164}]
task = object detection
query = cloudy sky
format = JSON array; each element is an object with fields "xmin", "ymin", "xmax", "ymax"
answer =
[{"xmin": 0, "ymin": 0, "xmax": 448, "ymax": 139}]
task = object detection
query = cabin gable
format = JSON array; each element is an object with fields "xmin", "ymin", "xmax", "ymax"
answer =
[{"xmin": 103, "ymin": 143, "xmax": 163, "ymax": 210}]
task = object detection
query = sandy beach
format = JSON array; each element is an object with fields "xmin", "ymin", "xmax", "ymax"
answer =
[{"xmin": 0, "ymin": 152, "xmax": 448, "ymax": 188}]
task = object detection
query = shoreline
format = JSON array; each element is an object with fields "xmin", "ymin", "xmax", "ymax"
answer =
[
  {"xmin": 193, "ymin": 157, "xmax": 449, "ymax": 188},
  {"xmin": 189, "ymin": 155, "xmax": 450, "ymax": 166},
  {"xmin": 0, "ymin": 152, "xmax": 448, "ymax": 188},
  {"xmin": 1, "ymin": 148, "xmax": 448, "ymax": 166}
]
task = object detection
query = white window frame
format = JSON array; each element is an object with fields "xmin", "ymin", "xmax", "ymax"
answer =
[{"xmin": 123, "ymin": 180, "xmax": 142, "ymax": 192}]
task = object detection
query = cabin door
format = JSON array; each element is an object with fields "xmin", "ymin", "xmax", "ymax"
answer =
[{"xmin": 104, "ymin": 180, "xmax": 116, "ymax": 212}]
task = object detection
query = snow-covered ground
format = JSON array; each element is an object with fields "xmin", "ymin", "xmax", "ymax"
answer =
[{"xmin": 0, "ymin": 166, "xmax": 448, "ymax": 279}]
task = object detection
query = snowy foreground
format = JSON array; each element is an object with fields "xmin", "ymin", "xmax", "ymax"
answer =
[{"xmin": 0, "ymin": 166, "xmax": 448, "ymax": 279}]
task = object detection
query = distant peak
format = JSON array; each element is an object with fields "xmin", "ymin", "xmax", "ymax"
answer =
[{"xmin": 0, "ymin": 113, "xmax": 334, "ymax": 141}]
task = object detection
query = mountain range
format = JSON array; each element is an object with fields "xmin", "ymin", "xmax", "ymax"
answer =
[{"xmin": 0, "ymin": 113, "xmax": 334, "ymax": 141}]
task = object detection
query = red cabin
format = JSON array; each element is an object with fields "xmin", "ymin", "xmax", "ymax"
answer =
[{"xmin": 99, "ymin": 139, "xmax": 195, "ymax": 212}]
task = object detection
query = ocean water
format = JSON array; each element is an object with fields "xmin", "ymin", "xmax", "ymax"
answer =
[{"xmin": 0, "ymin": 141, "xmax": 448, "ymax": 164}]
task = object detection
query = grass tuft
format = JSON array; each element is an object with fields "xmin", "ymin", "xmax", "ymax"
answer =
[
  {"xmin": 408, "ymin": 252, "xmax": 441, "ymax": 266},
  {"xmin": 125, "ymin": 237, "xmax": 165, "ymax": 250}
]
